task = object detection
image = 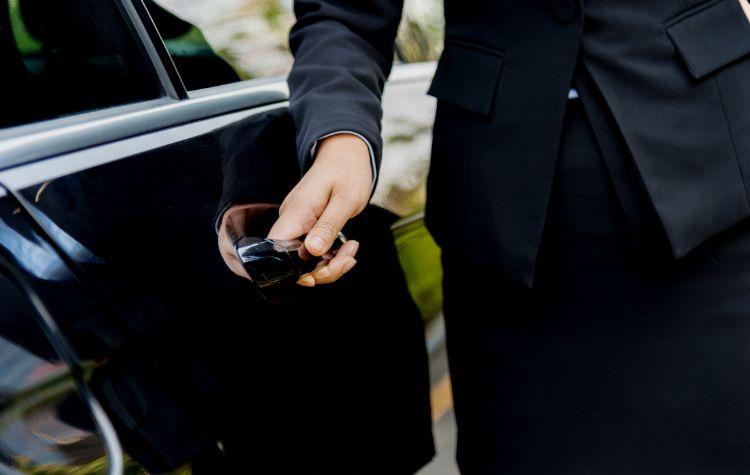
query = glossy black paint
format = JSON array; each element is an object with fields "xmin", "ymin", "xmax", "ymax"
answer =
[
  {"xmin": 0, "ymin": 0, "xmax": 435, "ymax": 472},
  {"xmin": 0, "ymin": 191, "xmax": 118, "ymax": 472},
  {"xmin": 4, "ymin": 108, "xmax": 433, "ymax": 473}
]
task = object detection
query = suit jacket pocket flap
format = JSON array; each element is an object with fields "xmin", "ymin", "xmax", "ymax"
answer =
[
  {"xmin": 666, "ymin": 0, "xmax": 750, "ymax": 79},
  {"xmin": 427, "ymin": 40, "xmax": 505, "ymax": 115}
]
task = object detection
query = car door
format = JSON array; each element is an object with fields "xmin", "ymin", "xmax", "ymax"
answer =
[
  {"xmin": 0, "ymin": 0, "xmax": 435, "ymax": 473},
  {"xmin": 0, "ymin": 184, "xmax": 124, "ymax": 474}
]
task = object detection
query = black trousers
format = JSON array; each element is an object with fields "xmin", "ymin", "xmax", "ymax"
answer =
[{"xmin": 443, "ymin": 100, "xmax": 750, "ymax": 474}]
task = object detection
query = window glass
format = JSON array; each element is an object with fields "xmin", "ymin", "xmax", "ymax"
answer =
[
  {"xmin": 144, "ymin": 0, "xmax": 242, "ymax": 90},
  {"xmin": 148, "ymin": 0, "xmax": 443, "ymax": 88},
  {"xmin": 0, "ymin": 0, "xmax": 162, "ymax": 129}
]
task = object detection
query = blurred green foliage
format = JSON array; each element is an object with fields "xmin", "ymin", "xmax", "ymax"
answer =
[
  {"xmin": 393, "ymin": 218, "xmax": 443, "ymax": 321},
  {"xmin": 259, "ymin": 0, "xmax": 285, "ymax": 28},
  {"xmin": 8, "ymin": 0, "xmax": 42, "ymax": 54},
  {"xmin": 163, "ymin": 27, "xmax": 214, "ymax": 57}
]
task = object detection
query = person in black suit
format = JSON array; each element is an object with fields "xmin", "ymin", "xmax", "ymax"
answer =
[{"xmin": 218, "ymin": 0, "xmax": 750, "ymax": 473}]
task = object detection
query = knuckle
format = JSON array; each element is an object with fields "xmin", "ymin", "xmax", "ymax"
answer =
[
  {"xmin": 280, "ymin": 201, "xmax": 317, "ymax": 227},
  {"xmin": 280, "ymin": 194, "xmax": 300, "ymax": 213},
  {"xmin": 313, "ymin": 220, "xmax": 337, "ymax": 237},
  {"xmin": 281, "ymin": 189, "xmax": 299, "ymax": 206},
  {"xmin": 282, "ymin": 190, "xmax": 311, "ymax": 210},
  {"xmin": 334, "ymin": 186, "xmax": 360, "ymax": 202},
  {"xmin": 335, "ymin": 187, "xmax": 368, "ymax": 211},
  {"xmin": 298, "ymin": 211, "xmax": 318, "ymax": 231}
]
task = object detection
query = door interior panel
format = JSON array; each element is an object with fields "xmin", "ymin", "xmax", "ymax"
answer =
[{"xmin": 4, "ymin": 107, "xmax": 434, "ymax": 473}]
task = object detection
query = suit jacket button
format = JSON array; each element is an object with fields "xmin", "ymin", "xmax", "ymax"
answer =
[{"xmin": 553, "ymin": 0, "xmax": 576, "ymax": 23}]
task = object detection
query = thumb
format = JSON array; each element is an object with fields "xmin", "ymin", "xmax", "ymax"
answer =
[
  {"xmin": 304, "ymin": 192, "xmax": 356, "ymax": 256},
  {"xmin": 268, "ymin": 187, "xmax": 327, "ymax": 240}
]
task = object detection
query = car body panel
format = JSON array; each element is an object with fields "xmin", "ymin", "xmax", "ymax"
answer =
[
  {"xmin": 0, "ymin": 188, "xmax": 122, "ymax": 474},
  {"xmin": 0, "ymin": 0, "xmax": 439, "ymax": 472}
]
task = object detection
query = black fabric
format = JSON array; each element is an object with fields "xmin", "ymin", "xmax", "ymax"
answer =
[
  {"xmin": 214, "ymin": 109, "xmax": 300, "ymax": 231},
  {"xmin": 286, "ymin": 0, "xmax": 750, "ymax": 287},
  {"xmin": 426, "ymin": 39, "xmax": 506, "ymax": 116},
  {"xmin": 581, "ymin": 0, "xmax": 750, "ymax": 263},
  {"xmin": 443, "ymin": 101, "xmax": 750, "ymax": 474},
  {"xmin": 574, "ymin": 64, "xmax": 665, "ymax": 252},
  {"xmin": 666, "ymin": 0, "xmax": 750, "ymax": 79},
  {"xmin": 287, "ymin": 0, "xmax": 404, "ymax": 176}
]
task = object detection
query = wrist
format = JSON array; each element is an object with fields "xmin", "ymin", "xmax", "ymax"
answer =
[
  {"xmin": 313, "ymin": 132, "xmax": 377, "ymax": 191},
  {"xmin": 316, "ymin": 135, "xmax": 373, "ymax": 182}
]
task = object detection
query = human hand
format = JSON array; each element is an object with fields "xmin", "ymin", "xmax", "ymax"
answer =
[
  {"xmin": 218, "ymin": 134, "xmax": 372, "ymax": 286},
  {"xmin": 270, "ymin": 134, "xmax": 371, "ymax": 286}
]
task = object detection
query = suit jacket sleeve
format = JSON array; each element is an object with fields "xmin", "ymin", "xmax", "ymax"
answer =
[{"xmin": 288, "ymin": 0, "xmax": 404, "ymax": 177}]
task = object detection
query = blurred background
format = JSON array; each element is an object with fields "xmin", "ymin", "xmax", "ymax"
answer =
[{"xmin": 152, "ymin": 0, "xmax": 444, "ymax": 79}]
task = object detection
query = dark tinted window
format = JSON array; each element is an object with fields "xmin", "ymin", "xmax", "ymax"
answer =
[
  {"xmin": 144, "ymin": 0, "xmax": 241, "ymax": 90},
  {"xmin": 0, "ymin": 0, "xmax": 162, "ymax": 128}
]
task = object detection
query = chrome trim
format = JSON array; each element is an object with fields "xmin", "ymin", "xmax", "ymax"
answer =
[
  {"xmin": 0, "ymin": 61, "xmax": 432, "ymax": 174},
  {"xmin": 0, "ymin": 81, "xmax": 289, "ymax": 171},
  {"xmin": 0, "ymin": 98, "xmax": 173, "ymax": 142},
  {"xmin": 187, "ymin": 74, "xmax": 288, "ymax": 99},
  {"xmin": 0, "ymin": 102, "xmax": 288, "ymax": 189},
  {"xmin": 88, "ymin": 397, "xmax": 124, "ymax": 475}
]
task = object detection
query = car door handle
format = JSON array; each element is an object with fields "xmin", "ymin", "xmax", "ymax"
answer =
[{"xmin": 232, "ymin": 234, "xmax": 344, "ymax": 290}]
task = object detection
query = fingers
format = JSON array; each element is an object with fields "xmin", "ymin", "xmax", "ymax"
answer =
[
  {"xmin": 219, "ymin": 203, "xmax": 282, "ymax": 280},
  {"xmin": 297, "ymin": 240, "xmax": 359, "ymax": 286},
  {"xmin": 267, "ymin": 133, "xmax": 373, "ymax": 286},
  {"xmin": 269, "ymin": 174, "xmax": 330, "ymax": 241},
  {"xmin": 217, "ymin": 227, "xmax": 249, "ymax": 279},
  {"xmin": 304, "ymin": 192, "xmax": 359, "ymax": 256}
]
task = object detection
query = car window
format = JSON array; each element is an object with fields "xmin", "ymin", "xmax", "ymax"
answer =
[
  {"xmin": 142, "ymin": 0, "xmax": 243, "ymax": 90},
  {"xmin": 0, "ymin": 0, "xmax": 162, "ymax": 129},
  {"xmin": 146, "ymin": 0, "xmax": 443, "ymax": 89}
]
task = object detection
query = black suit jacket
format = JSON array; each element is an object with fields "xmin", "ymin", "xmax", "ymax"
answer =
[{"xmin": 288, "ymin": 0, "xmax": 750, "ymax": 287}]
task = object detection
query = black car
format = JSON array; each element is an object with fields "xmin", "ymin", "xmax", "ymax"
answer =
[{"xmin": 0, "ymin": 0, "xmax": 440, "ymax": 473}]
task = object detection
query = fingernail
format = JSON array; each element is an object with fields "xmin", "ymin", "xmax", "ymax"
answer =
[
  {"xmin": 343, "ymin": 258, "xmax": 357, "ymax": 273},
  {"xmin": 297, "ymin": 275, "xmax": 315, "ymax": 287},
  {"xmin": 308, "ymin": 236, "xmax": 326, "ymax": 253}
]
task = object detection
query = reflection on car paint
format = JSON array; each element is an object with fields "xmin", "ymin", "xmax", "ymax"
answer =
[{"xmin": 0, "ymin": 195, "xmax": 112, "ymax": 472}]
